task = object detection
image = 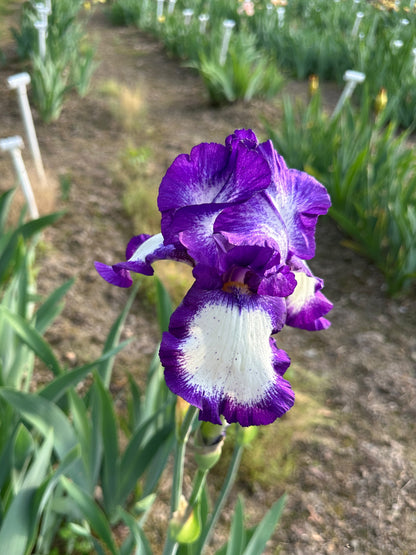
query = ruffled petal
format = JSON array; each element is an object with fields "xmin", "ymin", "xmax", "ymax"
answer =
[
  {"xmin": 159, "ymin": 139, "xmax": 271, "ymax": 247},
  {"xmin": 214, "ymin": 193, "xmax": 289, "ymax": 261},
  {"xmin": 259, "ymin": 141, "xmax": 331, "ymax": 260},
  {"xmin": 94, "ymin": 262, "xmax": 133, "ymax": 288},
  {"xmin": 225, "ymin": 128, "xmax": 259, "ymax": 150},
  {"xmin": 285, "ymin": 259, "xmax": 332, "ymax": 330},
  {"xmin": 170, "ymin": 204, "xmax": 224, "ymax": 267},
  {"xmin": 160, "ymin": 285, "xmax": 294, "ymax": 427},
  {"xmin": 95, "ymin": 233, "xmax": 193, "ymax": 287}
]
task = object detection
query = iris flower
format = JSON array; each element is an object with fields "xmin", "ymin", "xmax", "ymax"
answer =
[{"xmin": 95, "ymin": 129, "xmax": 332, "ymax": 427}]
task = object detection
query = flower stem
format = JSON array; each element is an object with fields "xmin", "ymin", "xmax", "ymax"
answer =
[
  {"xmin": 189, "ymin": 468, "xmax": 209, "ymax": 507},
  {"xmin": 198, "ymin": 442, "xmax": 244, "ymax": 553},
  {"xmin": 162, "ymin": 405, "xmax": 199, "ymax": 555},
  {"xmin": 171, "ymin": 404, "xmax": 199, "ymax": 515}
]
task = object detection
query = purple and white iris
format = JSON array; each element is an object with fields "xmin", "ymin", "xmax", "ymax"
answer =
[{"xmin": 95, "ymin": 129, "xmax": 332, "ymax": 427}]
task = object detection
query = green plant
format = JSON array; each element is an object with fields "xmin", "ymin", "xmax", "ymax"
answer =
[
  {"xmin": 190, "ymin": 31, "xmax": 284, "ymax": 105},
  {"xmin": 0, "ymin": 191, "xmax": 172, "ymax": 553},
  {"xmin": 10, "ymin": 1, "xmax": 37, "ymax": 60},
  {"xmin": 12, "ymin": 0, "xmax": 97, "ymax": 122},
  {"xmin": 69, "ymin": 43, "xmax": 99, "ymax": 97},
  {"xmin": 31, "ymin": 54, "xmax": 70, "ymax": 123},
  {"xmin": 267, "ymin": 90, "xmax": 416, "ymax": 294}
]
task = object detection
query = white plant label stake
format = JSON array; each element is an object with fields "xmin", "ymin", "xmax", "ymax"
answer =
[
  {"xmin": 35, "ymin": 3, "xmax": 50, "ymax": 23},
  {"xmin": 157, "ymin": 0, "xmax": 164, "ymax": 19},
  {"xmin": 352, "ymin": 11, "xmax": 364, "ymax": 37},
  {"xmin": 277, "ymin": 7, "xmax": 285, "ymax": 28},
  {"xmin": 332, "ymin": 69, "xmax": 366, "ymax": 119},
  {"xmin": 219, "ymin": 19, "xmax": 235, "ymax": 67},
  {"xmin": 7, "ymin": 72, "xmax": 47, "ymax": 185},
  {"xmin": 0, "ymin": 136, "xmax": 39, "ymax": 220},
  {"xmin": 168, "ymin": 0, "xmax": 176, "ymax": 15},
  {"xmin": 34, "ymin": 20, "xmax": 48, "ymax": 61},
  {"xmin": 183, "ymin": 8, "xmax": 194, "ymax": 25},
  {"xmin": 412, "ymin": 47, "xmax": 416, "ymax": 76},
  {"xmin": 199, "ymin": 13, "xmax": 209, "ymax": 34}
]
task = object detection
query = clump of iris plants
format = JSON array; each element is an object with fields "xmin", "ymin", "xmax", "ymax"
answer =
[{"xmin": 96, "ymin": 129, "xmax": 332, "ymax": 427}]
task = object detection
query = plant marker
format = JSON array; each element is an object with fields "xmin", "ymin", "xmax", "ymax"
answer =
[
  {"xmin": 157, "ymin": 0, "xmax": 164, "ymax": 19},
  {"xmin": 198, "ymin": 14, "xmax": 209, "ymax": 34},
  {"xmin": 34, "ymin": 20, "xmax": 47, "ymax": 61},
  {"xmin": 7, "ymin": 72, "xmax": 47, "ymax": 186},
  {"xmin": 168, "ymin": 0, "xmax": 176, "ymax": 15},
  {"xmin": 392, "ymin": 39, "xmax": 404, "ymax": 51},
  {"xmin": 35, "ymin": 3, "xmax": 50, "ymax": 23},
  {"xmin": 411, "ymin": 0, "xmax": 416, "ymax": 10},
  {"xmin": 219, "ymin": 19, "xmax": 236, "ymax": 67},
  {"xmin": 183, "ymin": 8, "xmax": 194, "ymax": 25},
  {"xmin": 351, "ymin": 11, "xmax": 364, "ymax": 37},
  {"xmin": 412, "ymin": 47, "xmax": 416, "ymax": 76},
  {"xmin": 0, "ymin": 136, "xmax": 39, "ymax": 219},
  {"xmin": 332, "ymin": 69, "xmax": 365, "ymax": 119},
  {"xmin": 277, "ymin": 7, "xmax": 285, "ymax": 28}
]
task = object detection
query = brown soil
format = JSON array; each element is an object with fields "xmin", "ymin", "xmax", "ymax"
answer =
[{"xmin": 1, "ymin": 6, "xmax": 416, "ymax": 555}]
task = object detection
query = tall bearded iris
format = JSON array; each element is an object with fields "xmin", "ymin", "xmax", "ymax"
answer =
[{"xmin": 95, "ymin": 129, "xmax": 332, "ymax": 427}]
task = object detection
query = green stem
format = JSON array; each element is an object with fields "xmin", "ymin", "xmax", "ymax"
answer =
[
  {"xmin": 171, "ymin": 405, "xmax": 199, "ymax": 515},
  {"xmin": 198, "ymin": 442, "xmax": 244, "ymax": 554},
  {"xmin": 189, "ymin": 469, "xmax": 208, "ymax": 507},
  {"xmin": 162, "ymin": 405, "xmax": 199, "ymax": 555}
]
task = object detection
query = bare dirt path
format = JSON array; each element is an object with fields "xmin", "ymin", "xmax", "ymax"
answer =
[{"xmin": 1, "ymin": 6, "xmax": 416, "ymax": 554}]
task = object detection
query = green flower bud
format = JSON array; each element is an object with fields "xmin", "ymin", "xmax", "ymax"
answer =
[
  {"xmin": 236, "ymin": 425, "xmax": 258, "ymax": 446},
  {"xmin": 193, "ymin": 419, "xmax": 227, "ymax": 471},
  {"xmin": 169, "ymin": 495, "xmax": 201, "ymax": 544}
]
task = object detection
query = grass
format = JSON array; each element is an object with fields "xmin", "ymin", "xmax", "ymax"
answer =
[
  {"xmin": 98, "ymin": 79, "xmax": 145, "ymax": 131},
  {"xmin": 238, "ymin": 363, "xmax": 334, "ymax": 489},
  {"xmin": 0, "ymin": 0, "xmax": 25, "ymax": 51}
]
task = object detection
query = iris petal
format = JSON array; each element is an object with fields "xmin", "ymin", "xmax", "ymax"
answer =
[
  {"xmin": 214, "ymin": 192, "xmax": 289, "ymax": 261},
  {"xmin": 159, "ymin": 139, "xmax": 271, "ymax": 249},
  {"xmin": 95, "ymin": 233, "xmax": 193, "ymax": 287},
  {"xmin": 160, "ymin": 285, "xmax": 294, "ymax": 426},
  {"xmin": 286, "ymin": 259, "xmax": 333, "ymax": 330},
  {"xmin": 259, "ymin": 141, "xmax": 331, "ymax": 259}
]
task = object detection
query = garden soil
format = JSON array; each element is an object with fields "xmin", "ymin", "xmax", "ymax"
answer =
[{"xmin": 1, "ymin": 6, "xmax": 416, "ymax": 555}]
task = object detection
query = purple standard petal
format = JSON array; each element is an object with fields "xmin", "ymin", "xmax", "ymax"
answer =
[
  {"xmin": 259, "ymin": 141, "xmax": 331, "ymax": 260},
  {"xmin": 285, "ymin": 257, "xmax": 332, "ymax": 331},
  {"xmin": 95, "ymin": 233, "xmax": 193, "ymax": 288},
  {"xmin": 160, "ymin": 285, "xmax": 294, "ymax": 427},
  {"xmin": 170, "ymin": 204, "xmax": 225, "ymax": 267},
  {"xmin": 225, "ymin": 128, "xmax": 259, "ymax": 150},
  {"xmin": 158, "ymin": 136, "xmax": 271, "ymax": 248},
  {"xmin": 94, "ymin": 262, "xmax": 133, "ymax": 288},
  {"xmin": 214, "ymin": 192, "xmax": 289, "ymax": 261}
]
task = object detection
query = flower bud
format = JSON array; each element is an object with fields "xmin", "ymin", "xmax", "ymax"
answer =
[
  {"xmin": 175, "ymin": 396, "xmax": 191, "ymax": 438},
  {"xmin": 193, "ymin": 420, "xmax": 226, "ymax": 471},
  {"xmin": 236, "ymin": 425, "xmax": 258, "ymax": 446},
  {"xmin": 308, "ymin": 74, "xmax": 319, "ymax": 97},
  {"xmin": 169, "ymin": 495, "xmax": 201, "ymax": 544},
  {"xmin": 374, "ymin": 87, "xmax": 387, "ymax": 115}
]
